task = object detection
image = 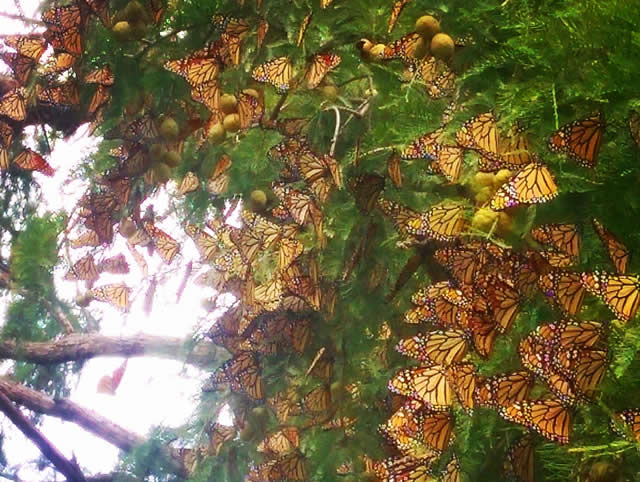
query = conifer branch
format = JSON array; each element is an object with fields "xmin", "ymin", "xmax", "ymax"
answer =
[{"xmin": 0, "ymin": 390, "xmax": 87, "ymax": 482}]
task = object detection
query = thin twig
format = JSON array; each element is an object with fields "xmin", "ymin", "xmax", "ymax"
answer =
[
  {"xmin": 269, "ymin": 93, "xmax": 289, "ymax": 121},
  {"xmin": 327, "ymin": 106, "xmax": 341, "ymax": 157},
  {"xmin": 337, "ymin": 75, "xmax": 368, "ymax": 88},
  {"xmin": 0, "ymin": 12, "xmax": 44, "ymax": 26},
  {"xmin": 356, "ymin": 145, "xmax": 396, "ymax": 160}
]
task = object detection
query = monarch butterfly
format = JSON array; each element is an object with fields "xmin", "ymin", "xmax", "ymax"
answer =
[
  {"xmin": 504, "ymin": 435, "xmax": 535, "ymax": 482},
  {"xmin": 0, "ymin": 52, "xmax": 35, "ymax": 85},
  {"xmin": 439, "ymin": 454, "xmax": 462, "ymax": 482},
  {"xmin": 88, "ymin": 85, "xmax": 111, "ymax": 115},
  {"xmin": 456, "ymin": 112, "xmax": 500, "ymax": 162},
  {"xmin": 262, "ymin": 117, "xmax": 309, "ymax": 136},
  {"xmin": 121, "ymin": 114, "xmax": 159, "ymax": 142},
  {"xmin": 373, "ymin": 454, "xmax": 439, "ymax": 481},
  {"xmin": 434, "ymin": 243, "xmax": 491, "ymax": 286},
  {"xmin": 304, "ymin": 52, "xmax": 341, "ymax": 89},
  {"xmin": 489, "ymin": 162, "xmax": 558, "ymax": 211},
  {"xmin": 382, "ymin": 32, "xmax": 422, "ymax": 62},
  {"xmin": 388, "ymin": 0, "xmax": 411, "ymax": 33},
  {"xmin": 430, "ymin": 145, "xmax": 463, "ymax": 183},
  {"xmin": 396, "ymin": 330, "xmax": 469, "ymax": 366},
  {"xmin": 148, "ymin": 0, "xmax": 164, "ymax": 24},
  {"xmin": 97, "ymin": 254, "xmax": 129, "ymax": 275},
  {"xmin": 538, "ymin": 270, "xmax": 585, "ymax": 316},
  {"xmin": 611, "ymin": 409, "xmax": 640, "ymax": 442},
  {"xmin": 257, "ymin": 427, "xmax": 299, "ymax": 456},
  {"xmin": 469, "ymin": 314, "xmax": 499, "ymax": 359},
  {"xmin": 13, "ymin": 149, "xmax": 55, "ymax": 176},
  {"xmin": 530, "ymin": 223, "xmax": 581, "ymax": 258},
  {"xmin": 247, "ymin": 452, "xmax": 307, "ymax": 481},
  {"xmin": 165, "ymin": 56, "xmax": 220, "ymax": 87},
  {"xmin": 272, "ymin": 182, "xmax": 322, "ymax": 226},
  {"xmin": 389, "ymin": 365, "xmax": 454, "ymax": 411},
  {"xmin": 231, "ymin": 210, "xmax": 281, "ymax": 263},
  {"xmin": 473, "ymin": 371, "xmax": 534, "ymax": 410},
  {"xmin": 71, "ymin": 230, "xmax": 100, "ymax": 248},
  {"xmin": 282, "ymin": 264, "xmax": 322, "ymax": 311},
  {"xmin": 83, "ymin": 211, "xmax": 114, "ymax": 245},
  {"xmin": 581, "ymin": 271, "xmax": 640, "ymax": 322},
  {"xmin": 212, "ymin": 14, "xmax": 250, "ymax": 38},
  {"xmin": 208, "ymin": 352, "xmax": 264, "ymax": 400},
  {"xmin": 548, "ymin": 113, "xmax": 604, "ymax": 168},
  {"xmin": 386, "ymin": 150, "xmax": 404, "ymax": 188},
  {"xmin": 64, "ymin": 254, "xmax": 100, "ymax": 282},
  {"xmin": 176, "ymin": 171, "xmax": 200, "ymax": 195},
  {"xmin": 537, "ymin": 320, "xmax": 603, "ymax": 349},
  {"xmin": 378, "ymin": 199, "xmax": 466, "ymax": 242},
  {"xmin": 592, "ymin": 218, "xmax": 630, "ymax": 274},
  {"xmin": 207, "ymin": 153, "xmax": 231, "ymax": 195},
  {"xmin": 0, "ymin": 88, "xmax": 26, "ymax": 121},
  {"xmin": 88, "ymin": 284, "xmax": 132, "ymax": 311},
  {"xmin": 143, "ymin": 221, "xmax": 180, "ymax": 264},
  {"xmin": 296, "ymin": 12, "xmax": 312, "ymax": 47},
  {"xmin": 349, "ymin": 173, "xmax": 385, "ymax": 213},
  {"xmin": 252, "ymin": 56, "xmax": 293, "ymax": 93},
  {"xmin": 37, "ymin": 82, "xmax": 80, "ymax": 109},
  {"xmin": 4, "ymin": 35, "xmax": 46, "ymax": 62},
  {"xmin": 85, "ymin": 65, "xmax": 114, "ymax": 86},
  {"xmin": 237, "ymin": 91, "xmax": 264, "ymax": 129},
  {"xmin": 498, "ymin": 124, "xmax": 534, "ymax": 169},
  {"xmin": 570, "ymin": 348, "xmax": 607, "ymax": 398},
  {"xmin": 42, "ymin": 5, "xmax": 84, "ymax": 31},
  {"xmin": 475, "ymin": 274, "xmax": 520, "ymax": 333},
  {"xmin": 290, "ymin": 385, "xmax": 331, "ymax": 416},
  {"xmin": 84, "ymin": 0, "xmax": 111, "ymax": 26},
  {"xmin": 257, "ymin": 19, "xmax": 269, "ymax": 48},
  {"xmin": 383, "ymin": 401, "xmax": 454, "ymax": 454},
  {"xmin": 411, "ymin": 57, "xmax": 456, "ymax": 99},
  {"xmin": 448, "ymin": 362, "xmax": 477, "ymax": 414},
  {"xmin": 401, "ymin": 128, "xmax": 442, "ymax": 160},
  {"xmin": 629, "ymin": 111, "xmax": 640, "ymax": 149},
  {"xmin": 43, "ymin": 21, "xmax": 84, "ymax": 57},
  {"xmin": 208, "ymin": 423, "xmax": 236, "ymax": 456},
  {"xmin": 0, "ymin": 121, "xmax": 13, "ymax": 170},
  {"xmin": 500, "ymin": 398, "xmax": 571, "ymax": 444}
]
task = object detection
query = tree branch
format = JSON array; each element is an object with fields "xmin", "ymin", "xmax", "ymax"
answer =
[
  {"xmin": 0, "ymin": 12, "xmax": 44, "ymax": 26},
  {"xmin": 40, "ymin": 299, "xmax": 75, "ymax": 334},
  {"xmin": 0, "ymin": 377, "xmax": 145, "ymax": 452},
  {"xmin": 0, "ymin": 333, "xmax": 220, "ymax": 367},
  {"xmin": 0, "ymin": 390, "xmax": 86, "ymax": 481}
]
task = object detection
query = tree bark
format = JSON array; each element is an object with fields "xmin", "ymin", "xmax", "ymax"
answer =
[
  {"xmin": 0, "ymin": 333, "xmax": 220, "ymax": 367},
  {"xmin": 0, "ymin": 391, "xmax": 86, "ymax": 481},
  {"xmin": 0, "ymin": 377, "xmax": 145, "ymax": 452}
]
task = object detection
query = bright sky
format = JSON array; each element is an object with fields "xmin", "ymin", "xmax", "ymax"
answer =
[{"xmin": 0, "ymin": 2, "xmax": 217, "ymax": 479}]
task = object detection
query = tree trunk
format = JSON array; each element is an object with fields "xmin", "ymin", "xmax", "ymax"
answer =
[
  {"xmin": 0, "ymin": 377, "xmax": 144, "ymax": 452},
  {"xmin": 0, "ymin": 333, "xmax": 220, "ymax": 367}
]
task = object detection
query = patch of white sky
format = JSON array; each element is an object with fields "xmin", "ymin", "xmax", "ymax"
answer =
[{"xmin": 0, "ymin": 2, "xmax": 229, "ymax": 479}]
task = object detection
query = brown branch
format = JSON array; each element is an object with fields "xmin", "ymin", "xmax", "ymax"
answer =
[
  {"xmin": 0, "ymin": 390, "xmax": 86, "ymax": 481},
  {"xmin": 0, "ymin": 376, "xmax": 145, "ymax": 452},
  {"xmin": 41, "ymin": 299, "xmax": 75, "ymax": 334},
  {"xmin": 0, "ymin": 333, "xmax": 220, "ymax": 367}
]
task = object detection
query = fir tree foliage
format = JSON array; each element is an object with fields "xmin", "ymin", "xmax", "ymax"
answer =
[{"xmin": 3, "ymin": 0, "xmax": 640, "ymax": 480}]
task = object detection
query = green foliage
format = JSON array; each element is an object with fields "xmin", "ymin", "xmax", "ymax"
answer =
[
  {"xmin": 6, "ymin": 0, "xmax": 640, "ymax": 480},
  {"xmin": 10, "ymin": 214, "xmax": 63, "ymax": 296}
]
